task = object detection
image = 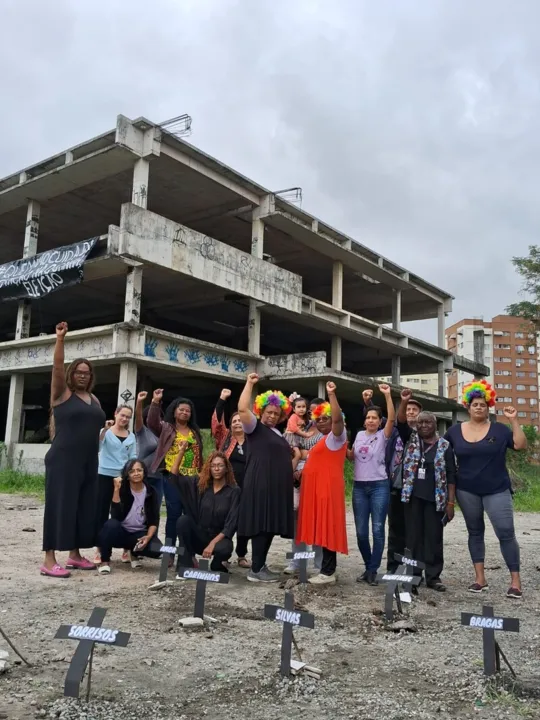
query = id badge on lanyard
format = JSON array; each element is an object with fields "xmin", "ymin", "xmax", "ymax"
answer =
[{"xmin": 418, "ymin": 459, "xmax": 426, "ymax": 480}]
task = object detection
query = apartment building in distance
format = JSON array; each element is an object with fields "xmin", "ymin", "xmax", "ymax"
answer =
[
  {"xmin": 446, "ymin": 315, "xmax": 539, "ymax": 427},
  {"xmin": 379, "ymin": 373, "xmax": 439, "ymax": 396}
]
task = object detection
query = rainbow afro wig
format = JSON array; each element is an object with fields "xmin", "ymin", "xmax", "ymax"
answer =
[
  {"xmin": 462, "ymin": 379, "xmax": 496, "ymax": 408},
  {"xmin": 253, "ymin": 390, "xmax": 291, "ymax": 419},
  {"xmin": 311, "ymin": 402, "xmax": 345, "ymax": 421}
]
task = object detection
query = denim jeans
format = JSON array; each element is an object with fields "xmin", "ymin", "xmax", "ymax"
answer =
[
  {"xmin": 352, "ymin": 480, "xmax": 390, "ymax": 573},
  {"xmin": 162, "ymin": 471, "xmax": 183, "ymax": 546}
]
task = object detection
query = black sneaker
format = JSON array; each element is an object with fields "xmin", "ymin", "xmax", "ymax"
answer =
[
  {"xmin": 356, "ymin": 570, "xmax": 369, "ymax": 583},
  {"xmin": 367, "ymin": 571, "xmax": 378, "ymax": 586},
  {"xmin": 506, "ymin": 586, "xmax": 522, "ymax": 599}
]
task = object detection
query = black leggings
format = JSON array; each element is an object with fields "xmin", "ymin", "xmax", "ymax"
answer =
[{"xmin": 251, "ymin": 533, "xmax": 274, "ymax": 573}]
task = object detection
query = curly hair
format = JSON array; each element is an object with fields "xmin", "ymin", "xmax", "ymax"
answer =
[{"xmin": 198, "ymin": 451, "xmax": 236, "ymax": 494}]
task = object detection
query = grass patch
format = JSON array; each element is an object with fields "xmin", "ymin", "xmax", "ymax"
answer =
[{"xmin": 0, "ymin": 468, "xmax": 45, "ymax": 497}]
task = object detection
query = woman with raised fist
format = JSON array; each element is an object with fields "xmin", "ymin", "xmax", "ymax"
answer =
[
  {"xmin": 445, "ymin": 381, "xmax": 527, "ymax": 599},
  {"xmin": 296, "ymin": 382, "xmax": 348, "ymax": 585},
  {"xmin": 237, "ymin": 373, "xmax": 295, "ymax": 582},
  {"xmin": 41, "ymin": 322, "xmax": 105, "ymax": 578}
]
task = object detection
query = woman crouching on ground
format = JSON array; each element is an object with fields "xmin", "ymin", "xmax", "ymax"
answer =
[
  {"xmin": 211, "ymin": 388, "xmax": 250, "ymax": 567},
  {"xmin": 445, "ymin": 381, "xmax": 527, "ymax": 599},
  {"xmin": 172, "ymin": 449, "xmax": 240, "ymax": 575},
  {"xmin": 96, "ymin": 459, "xmax": 162, "ymax": 574},
  {"xmin": 296, "ymin": 382, "xmax": 348, "ymax": 585}
]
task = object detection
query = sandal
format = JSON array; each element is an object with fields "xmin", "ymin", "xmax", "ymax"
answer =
[
  {"xmin": 468, "ymin": 582, "xmax": 489, "ymax": 593},
  {"xmin": 237, "ymin": 557, "xmax": 251, "ymax": 569}
]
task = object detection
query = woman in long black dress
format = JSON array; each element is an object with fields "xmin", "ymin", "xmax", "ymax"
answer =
[
  {"xmin": 41, "ymin": 322, "xmax": 105, "ymax": 578},
  {"xmin": 237, "ymin": 372, "xmax": 294, "ymax": 583}
]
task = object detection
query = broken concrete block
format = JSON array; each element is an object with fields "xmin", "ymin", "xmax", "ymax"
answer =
[{"xmin": 178, "ymin": 617, "xmax": 204, "ymax": 628}]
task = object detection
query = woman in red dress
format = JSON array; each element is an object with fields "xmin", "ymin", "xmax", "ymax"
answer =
[{"xmin": 296, "ymin": 382, "xmax": 348, "ymax": 585}]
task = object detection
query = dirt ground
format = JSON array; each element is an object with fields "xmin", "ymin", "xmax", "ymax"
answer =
[{"xmin": 0, "ymin": 494, "xmax": 539, "ymax": 720}]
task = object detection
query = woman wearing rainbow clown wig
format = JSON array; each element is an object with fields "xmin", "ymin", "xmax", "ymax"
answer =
[
  {"xmin": 237, "ymin": 373, "xmax": 295, "ymax": 583},
  {"xmin": 445, "ymin": 380, "xmax": 527, "ymax": 599},
  {"xmin": 296, "ymin": 383, "xmax": 348, "ymax": 585}
]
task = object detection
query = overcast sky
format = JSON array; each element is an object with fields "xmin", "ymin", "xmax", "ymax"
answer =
[{"xmin": 1, "ymin": 0, "xmax": 539, "ymax": 343}]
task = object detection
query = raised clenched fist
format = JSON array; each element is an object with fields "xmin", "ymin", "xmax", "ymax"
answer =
[
  {"xmin": 247, "ymin": 373, "xmax": 259, "ymax": 385},
  {"xmin": 55, "ymin": 321, "xmax": 68, "ymax": 338},
  {"xmin": 220, "ymin": 389, "xmax": 232, "ymax": 401},
  {"xmin": 326, "ymin": 381, "xmax": 337, "ymax": 395},
  {"xmin": 152, "ymin": 388, "xmax": 164, "ymax": 403},
  {"xmin": 401, "ymin": 388, "xmax": 413, "ymax": 401},
  {"xmin": 379, "ymin": 383, "xmax": 391, "ymax": 396}
]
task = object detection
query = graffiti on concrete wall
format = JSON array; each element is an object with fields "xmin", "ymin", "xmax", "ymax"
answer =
[
  {"xmin": 143, "ymin": 334, "xmax": 252, "ymax": 378},
  {"xmin": 0, "ymin": 335, "xmax": 114, "ymax": 373}
]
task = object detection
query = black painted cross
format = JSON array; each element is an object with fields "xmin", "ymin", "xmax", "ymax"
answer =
[
  {"xmin": 264, "ymin": 591, "xmax": 315, "ymax": 677},
  {"xmin": 377, "ymin": 569, "xmax": 421, "ymax": 620},
  {"xmin": 176, "ymin": 558, "xmax": 230, "ymax": 618},
  {"xmin": 286, "ymin": 542, "xmax": 316, "ymax": 584},
  {"xmin": 461, "ymin": 605, "xmax": 520, "ymax": 677},
  {"xmin": 54, "ymin": 607, "xmax": 130, "ymax": 700},
  {"xmin": 393, "ymin": 551, "xmax": 425, "ymax": 593},
  {"xmin": 157, "ymin": 536, "xmax": 176, "ymax": 584}
]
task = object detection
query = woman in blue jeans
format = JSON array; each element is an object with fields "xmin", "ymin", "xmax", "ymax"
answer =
[
  {"xmin": 445, "ymin": 380, "xmax": 527, "ymax": 599},
  {"xmin": 348, "ymin": 384, "xmax": 395, "ymax": 585}
]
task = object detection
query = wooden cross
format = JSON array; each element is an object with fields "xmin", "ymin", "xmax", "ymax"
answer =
[
  {"xmin": 461, "ymin": 605, "xmax": 520, "ymax": 677},
  {"xmin": 286, "ymin": 542, "xmax": 316, "ymax": 584},
  {"xmin": 264, "ymin": 591, "xmax": 315, "ymax": 677},
  {"xmin": 54, "ymin": 607, "xmax": 130, "ymax": 700},
  {"xmin": 176, "ymin": 558, "xmax": 230, "ymax": 618}
]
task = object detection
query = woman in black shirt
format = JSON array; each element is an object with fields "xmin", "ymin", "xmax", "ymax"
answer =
[
  {"xmin": 211, "ymin": 388, "xmax": 250, "ymax": 566},
  {"xmin": 396, "ymin": 390, "xmax": 456, "ymax": 591},
  {"xmin": 171, "ymin": 448, "xmax": 240, "ymax": 575}
]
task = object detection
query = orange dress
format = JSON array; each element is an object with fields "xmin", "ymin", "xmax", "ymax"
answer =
[{"xmin": 296, "ymin": 433, "xmax": 348, "ymax": 554}]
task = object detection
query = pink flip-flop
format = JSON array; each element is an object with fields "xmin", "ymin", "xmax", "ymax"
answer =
[
  {"xmin": 40, "ymin": 563, "xmax": 71, "ymax": 578},
  {"xmin": 65, "ymin": 556, "xmax": 96, "ymax": 570}
]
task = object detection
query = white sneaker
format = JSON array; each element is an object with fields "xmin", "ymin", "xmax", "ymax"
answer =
[
  {"xmin": 98, "ymin": 564, "xmax": 111, "ymax": 575},
  {"xmin": 308, "ymin": 572, "xmax": 336, "ymax": 585},
  {"xmin": 131, "ymin": 556, "xmax": 143, "ymax": 569},
  {"xmin": 283, "ymin": 563, "xmax": 298, "ymax": 575}
]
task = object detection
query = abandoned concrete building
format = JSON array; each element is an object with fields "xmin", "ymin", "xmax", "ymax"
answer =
[{"xmin": 0, "ymin": 114, "xmax": 488, "ymax": 472}]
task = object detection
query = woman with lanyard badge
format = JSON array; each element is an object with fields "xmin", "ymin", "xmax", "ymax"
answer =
[{"xmin": 396, "ymin": 389, "xmax": 456, "ymax": 591}]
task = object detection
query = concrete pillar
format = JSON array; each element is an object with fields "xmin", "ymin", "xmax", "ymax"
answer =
[
  {"xmin": 391, "ymin": 355, "xmax": 401, "ymax": 385},
  {"xmin": 331, "ymin": 336, "xmax": 342, "ymax": 371},
  {"xmin": 438, "ymin": 362, "xmax": 446, "ymax": 397},
  {"xmin": 124, "ymin": 265, "xmax": 143, "ymax": 323},
  {"xmin": 15, "ymin": 200, "xmax": 40, "ymax": 340},
  {"xmin": 132, "ymin": 158, "xmax": 149, "ymax": 209},
  {"xmin": 117, "ymin": 362, "xmax": 138, "ymax": 422},
  {"xmin": 332, "ymin": 261, "xmax": 343, "ymax": 308},
  {"xmin": 5, "ymin": 375, "xmax": 24, "ymax": 445},
  {"xmin": 392, "ymin": 290, "xmax": 402, "ymax": 332},
  {"xmin": 6, "ymin": 201, "xmax": 40, "ymax": 448},
  {"xmin": 317, "ymin": 380, "xmax": 326, "ymax": 400},
  {"xmin": 248, "ymin": 301, "xmax": 261, "ymax": 355},
  {"xmin": 437, "ymin": 304, "xmax": 445, "ymax": 348},
  {"xmin": 451, "ymin": 411, "xmax": 458, "ymax": 425},
  {"xmin": 248, "ymin": 211, "xmax": 265, "ymax": 353},
  {"xmin": 437, "ymin": 418, "xmax": 447, "ymax": 436}
]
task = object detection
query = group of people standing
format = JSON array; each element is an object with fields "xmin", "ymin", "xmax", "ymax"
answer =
[{"xmin": 41, "ymin": 322, "xmax": 527, "ymax": 599}]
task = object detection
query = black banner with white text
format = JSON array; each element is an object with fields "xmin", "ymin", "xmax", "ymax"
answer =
[{"xmin": 0, "ymin": 237, "xmax": 99, "ymax": 301}]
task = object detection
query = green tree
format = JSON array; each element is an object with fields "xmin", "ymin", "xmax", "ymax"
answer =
[
  {"xmin": 506, "ymin": 245, "xmax": 540, "ymax": 329},
  {"xmin": 506, "ymin": 424, "xmax": 539, "ymax": 490}
]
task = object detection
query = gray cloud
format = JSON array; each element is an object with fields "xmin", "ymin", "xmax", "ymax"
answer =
[{"xmin": 2, "ymin": 0, "xmax": 540, "ymax": 342}]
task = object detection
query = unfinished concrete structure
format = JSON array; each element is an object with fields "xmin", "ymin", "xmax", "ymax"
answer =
[{"xmin": 0, "ymin": 115, "xmax": 487, "ymax": 471}]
